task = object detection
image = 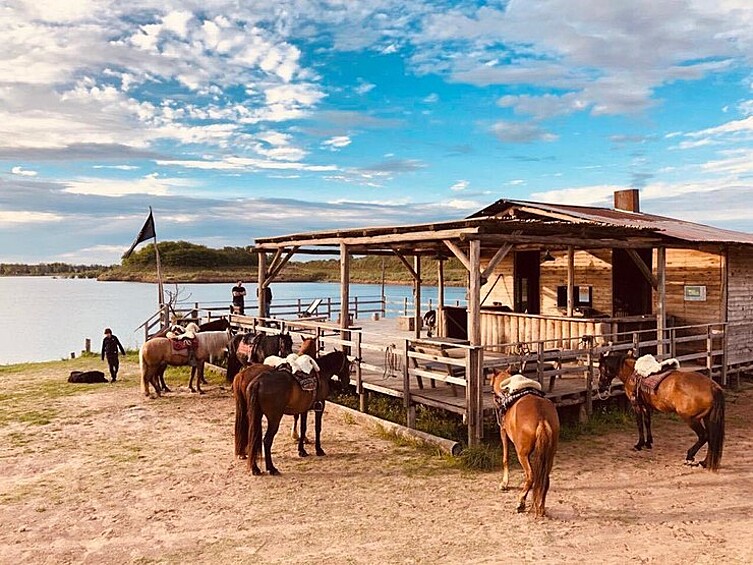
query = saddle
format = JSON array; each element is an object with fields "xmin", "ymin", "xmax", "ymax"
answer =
[
  {"xmin": 170, "ymin": 338, "xmax": 197, "ymax": 352},
  {"xmin": 631, "ymin": 355, "xmax": 680, "ymax": 401},
  {"xmin": 263, "ymin": 353, "xmax": 320, "ymax": 392},
  {"xmin": 493, "ymin": 387, "xmax": 546, "ymax": 420}
]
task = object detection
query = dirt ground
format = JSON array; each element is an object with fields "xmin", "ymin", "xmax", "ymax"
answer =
[{"xmin": 2, "ymin": 358, "xmax": 753, "ymax": 565}]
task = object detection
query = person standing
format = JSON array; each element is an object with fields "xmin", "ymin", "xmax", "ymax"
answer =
[
  {"xmin": 101, "ymin": 328, "xmax": 126, "ymax": 383},
  {"xmin": 232, "ymin": 280, "xmax": 247, "ymax": 315}
]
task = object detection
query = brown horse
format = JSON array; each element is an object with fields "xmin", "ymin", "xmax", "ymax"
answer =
[
  {"xmin": 598, "ymin": 350, "xmax": 725, "ymax": 471},
  {"xmin": 491, "ymin": 369, "xmax": 559, "ymax": 517},
  {"xmin": 246, "ymin": 350, "xmax": 351, "ymax": 475},
  {"xmin": 139, "ymin": 330, "xmax": 230, "ymax": 397},
  {"xmin": 232, "ymin": 337, "xmax": 318, "ymax": 459}
]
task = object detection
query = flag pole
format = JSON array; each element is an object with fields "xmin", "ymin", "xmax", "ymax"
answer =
[{"xmin": 149, "ymin": 207, "xmax": 166, "ymax": 325}]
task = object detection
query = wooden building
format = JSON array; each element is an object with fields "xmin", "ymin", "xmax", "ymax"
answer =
[{"xmin": 252, "ymin": 189, "xmax": 753, "ymax": 444}]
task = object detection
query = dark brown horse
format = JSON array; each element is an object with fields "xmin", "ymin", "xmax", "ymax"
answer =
[
  {"xmin": 232, "ymin": 338, "xmax": 318, "ymax": 459},
  {"xmin": 226, "ymin": 332, "xmax": 293, "ymax": 382},
  {"xmin": 598, "ymin": 350, "xmax": 725, "ymax": 471},
  {"xmin": 491, "ymin": 369, "xmax": 559, "ymax": 517},
  {"xmin": 245, "ymin": 350, "xmax": 351, "ymax": 475}
]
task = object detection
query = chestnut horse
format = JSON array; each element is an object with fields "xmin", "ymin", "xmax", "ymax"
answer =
[
  {"xmin": 233, "ymin": 338, "xmax": 317, "ymax": 459},
  {"xmin": 139, "ymin": 330, "xmax": 230, "ymax": 397},
  {"xmin": 491, "ymin": 369, "xmax": 559, "ymax": 517},
  {"xmin": 598, "ymin": 350, "xmax": 725, "ymax": 470},
  {"xmin": 246, "ymin": 350, "xmax": 351, "ymax": 475}
]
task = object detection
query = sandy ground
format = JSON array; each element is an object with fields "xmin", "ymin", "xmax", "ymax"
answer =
[{"xmin": 2, "ymin": 358, "xmax": 753, "ymax": 565}]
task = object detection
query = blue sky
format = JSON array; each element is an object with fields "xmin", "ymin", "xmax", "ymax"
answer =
[{"xmin": 2, "ymin": 1, "xmax": 753, "ymax": 264}]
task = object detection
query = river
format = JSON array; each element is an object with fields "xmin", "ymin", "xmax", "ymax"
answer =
[{"xmin": 0, "ymin": 277, "xmax": 465, "ymax": 364}]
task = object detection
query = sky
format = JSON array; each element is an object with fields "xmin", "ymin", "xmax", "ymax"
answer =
[{"xmin": 3, "ymin": 1, "xmax": 753, "ymax": 264}]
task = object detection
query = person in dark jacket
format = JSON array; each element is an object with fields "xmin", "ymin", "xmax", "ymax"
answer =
[
  {"xmin": 231, "ymin": 280, "xmax": 247, "ymax": 314},
  {"xmin": 101, "ymin": 328, "xmax": 126, "ymax": 383}
]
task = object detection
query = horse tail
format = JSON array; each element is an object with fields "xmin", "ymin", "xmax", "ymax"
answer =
[
  {"xmin": 705, "ymin": 386, "xmax": 725, "ymax": 471},
  {"xmin": 531, "ymin": 420, "xmax": 556, "ymax": 516},
  {"xmin": 226, "ymin": 337, "xmax": 240, "ymax": 383},
  {"xmin": 234, "ymin": 378, "xmax": 248, "ymax": 458},
  {"xmin": 139, "ymin": 346, "xmax": 149, "ymax": 396},
  {"xmin": 247, "ymin": 378, "xmax": 263, "ymax": 471}
]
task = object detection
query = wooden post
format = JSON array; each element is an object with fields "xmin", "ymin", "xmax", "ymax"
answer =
[
  {"xmin": 403, "ymin": 339, "xmax": 415, "ymax": 428},
  {"xmin": 85, "ymin": 338, "xmax": 91, "ymax": 354},
  {"xmin": 414, "ymin": 255, "xmax": 422, "ymax": 340},
  {"xmin": 721, "ymin": 248, "xmax": 729, "ymax": 385},
  {"xmin": 340, "ymin": 243, "xmax": 350, "ymax": 347},
  {"xmin": 466, "ymin": 346, "xmax": 482, "ymax": 446},
  {"xmin": 437, "ymin": 258, "xmax": 445, "ymax": 337},
  {"xmin": 632, "ymin": 332, "xmax": 640, "ymax": 356},
  {"xmin": 467, "ymin": 240, "xmax": 483, "ymax": 446},
  {"xmin": 670, "ymin": 328, "xmax": 677, "ymax": 358},
  {"xmin": 656, "ymin": 246, "xmax": 666, "ymax": 357},
  {"xmin": 567, "ymin": 246, "xmax": 575, "ymax": 317},
  {"xmin": 257, "ymin": 251, "xmax": 267, "ymax": 318},
  {"xmin": 706, "ymin": 325, "xmax": 714, "ymax": 377},
  {"xmin": 585, "ymin": 344, "xmax": 594, "ymax": 416},
  {"xmin": 355, "ymin": 332, "xmax": 366, "ymax": 412},
  {"xmin": 536, "ymin": 341, "xmax": 545, "ymax": 389}
]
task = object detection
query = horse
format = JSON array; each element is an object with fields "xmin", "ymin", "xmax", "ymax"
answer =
[
  {"xmin": 233, "ymin": 337, "xmax": 319, "ymax": 459},
  {"xmin": 598, "ymin": 350, "xmax": 725, "ymax": 471},
  {"xmin": 292, "ymin": 338, "xmax": 318, "ymax": 442},
  {"xmin": 491, "ymin": 369, "xmax": 559, "ymax": 517},
  {"xmin": 226, "ymin": 332, "xmax": 293, "ymax": 382},
  {"xmin": 245, "ymin": 350, "xmax": 351, "ymax": 475},
  {"xmin": 139, "ymin": 330, "xmax": 230, "ymax": 397}
]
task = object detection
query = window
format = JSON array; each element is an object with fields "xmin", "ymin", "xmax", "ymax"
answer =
[{"xmin": 557, "ymin": 285, "xmax": 593, "ymax": 308}]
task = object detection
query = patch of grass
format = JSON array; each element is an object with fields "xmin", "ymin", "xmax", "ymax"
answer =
[
  {"xmin": 451, "ymin": 444, "xmax": 501, "ymax": 472},
  {"xmin": 15, "ymin": 410, "xmax": 57, "ymax": 426},
  {"xmin": 559, "ymin": 405, "xmax": 634, "ymax": 442}
]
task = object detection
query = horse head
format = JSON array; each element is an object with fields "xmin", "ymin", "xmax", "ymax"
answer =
[
  {"xmin": 278, "ymin": 333, "xmax": 294, "ymax": 357},
  {"xmin": 319, "ymin": 350, "xmax": 352, "ymax": 392},
  {"xmin": 597, "ymin": 349, "xmax": 630, "ymax": 392}
]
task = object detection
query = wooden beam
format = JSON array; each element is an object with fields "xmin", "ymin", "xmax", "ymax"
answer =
[
  {"xmin": 255, "ymin": 227, "xmax": 482, "ymax": 250},
  {"xmin": 267, "ymin": 247, "xmax": 298, "ymax": 282},
  {"xmin": 391, "ymin": 247, "xmax": 419, "ymax": 280},
  {"xmin": 656, "ymin": 247, "xmax": 666, "ymax": 357},
  {"xmin": 340, "ymin": 243, "xmax": 350, "ymax": 335},
  {"xmin": 257, "ymin": 251, "xmax": 267, "ymax": 317},
  {"xmin": 468, "ymin": 239, "xmax": 481, "ymax": 346},
  {"xmin": 266, "ymin": 248, "xmax": 284, "ymax": 278},
  {"xmin": 414, "ymin": 255, "xmax": 422, "ymax": 340},
  {"xmin": 567, "ymin": 246, "xmax": 575, "ymax": 317},
  {"xmin": 626, "ymin": 248, "xmax": 659, "ymax": 289},
  {"xmin": 443, "ymin": 240, "xmax": 471, "ymax": 271},
  {"xmin": 462, "ymin": 233, "xmax": 664, "ymax": 249},
  {"xmin": 481, "ymin": 242, "xmax": 513, "ymax": 280}
]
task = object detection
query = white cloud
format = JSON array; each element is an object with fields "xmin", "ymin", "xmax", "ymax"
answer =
[
  {"xmin": 490, "ymin": 121, "xmax": 558, "ymax": 143},
  {"xmin": 322, "ymin": 136, "xmax": 352, "ymax": 150},
  {"xmin": 11, "ymin": 166, "xmax": 37, "ymax": 177},
  {"xmin": 450, "ymin": 180, "xmax": 469, "ymax": 192},
  {"xmin": 0, "ymin": 210, "xmax": 62, "ymax": 224},
  {"xmin": 63, "ymin": 173, "xmax": 193, "ymax": 197}
]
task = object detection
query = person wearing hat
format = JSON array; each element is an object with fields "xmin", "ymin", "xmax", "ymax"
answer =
[{"xmin": 101, "ymin": 328, "xmax": 126, "ymax": 383}]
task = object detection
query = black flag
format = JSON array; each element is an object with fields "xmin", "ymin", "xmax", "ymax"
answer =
[{"xmin": 122, "ymin": 210, "xmax": 156, "ymax": 259}]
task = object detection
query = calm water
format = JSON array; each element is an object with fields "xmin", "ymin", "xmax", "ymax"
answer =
[{"xmin": 0, "ymin": 277, "xmax": 465, "ymax": 364}]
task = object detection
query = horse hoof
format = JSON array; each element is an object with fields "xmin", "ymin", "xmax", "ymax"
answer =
[
  {"xmin": 198, "ymin": 390, "xmax": 205, "ymax": 395},
  {"xmin": 499, "ymin": 484, "xmax": 509, "ymax": 492},
  {"xmin": 633, "ymin": 445, "xmax": 643, "ymax": 451},
  {"xmin": 251, "ymin": 467, "xmax": 262, "ymax": 476},
  {"xmin": 316, "ymin": 449, "xmax": 326, "ymax": 457},
  {"xmin": 268, "ymin": 468, "xmax": 280, "ymax": 476},
  {"xmin": 685, "ymin": 459, "xmax": 700, "ymax": 467},
  {"xmin": 299, "ymin": 451, "xmax": 309, "ymax": 458},
  {"xmin": 516, "ymin": 504, "xmax": 526, "ymax": 513},
  {"xmin": 163, "ymin": 387, "xmax": 171, "ymax": 393}
]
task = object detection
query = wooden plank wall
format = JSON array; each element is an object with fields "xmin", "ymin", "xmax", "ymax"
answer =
[
  {"xmin": 655, "ymin": 246, "xmax": 723, "ymax": 326},
  {"xmin": 479, "ymin": 254, "xmax": 515, "ymax": 307},
  {"xmin": 726, "ymin": 246, "xmax": 753, "ymax": 365},
  {"xmin": 539, "ymin": 249, "xmax": 612, "ymax": 315}
]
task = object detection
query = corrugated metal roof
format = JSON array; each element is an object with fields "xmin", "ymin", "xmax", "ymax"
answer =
[{"xmin": 470, "ymin": 199, "xmax": 753, "ymax": 245}]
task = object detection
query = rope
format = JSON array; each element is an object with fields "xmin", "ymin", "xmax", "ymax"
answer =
[{"xmin": 383, "ymin": 343, "xmax": 403, "ymax": 378}]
